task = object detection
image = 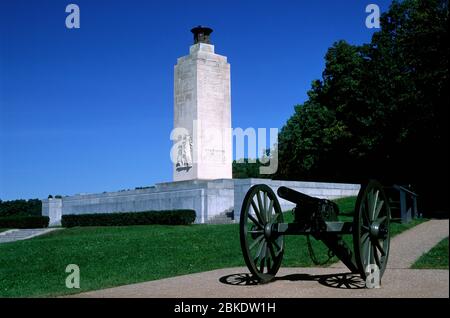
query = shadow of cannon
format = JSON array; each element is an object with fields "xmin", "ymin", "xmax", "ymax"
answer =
[{"xmin": 219, "ymin": 272, "xmax": 366, "ymax": 290}]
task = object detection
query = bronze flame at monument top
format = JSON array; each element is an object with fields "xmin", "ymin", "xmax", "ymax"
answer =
[{"xmin": 191, "ymin": 25, "xmax": 213, "ymax": 44}]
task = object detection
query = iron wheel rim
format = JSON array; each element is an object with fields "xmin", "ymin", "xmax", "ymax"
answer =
[{"xmin": 353, "ymin": 180, "xmax": 391, "ymax": 281}]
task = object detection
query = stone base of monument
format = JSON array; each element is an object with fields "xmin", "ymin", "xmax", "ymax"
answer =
[{"xmin": 42, "ymin": 179, "xmax": 360, "ymax": 226}]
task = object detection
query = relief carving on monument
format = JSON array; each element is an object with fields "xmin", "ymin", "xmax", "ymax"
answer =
[{"xmin": 176, "ymin": 134, "xmax": 193, "ymax": 172}]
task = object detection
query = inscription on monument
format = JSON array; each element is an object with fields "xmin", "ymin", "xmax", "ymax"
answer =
[{"xmin": 203, "ymin": 148, "xmax": 226, "ymax": 163}]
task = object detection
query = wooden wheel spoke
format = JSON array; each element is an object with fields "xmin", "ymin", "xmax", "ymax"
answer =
[
  {"xmin": 374, "ymin": 199, "xmax": 384, "ymax": 219},
  {"xmin": 272, "ymin": 239, "xmax": 282, "ymax": 255},
  {"xmin": 373, "ymin": 243, "xmax": 381, "ymax": 268},
  {"xmin": 363, "ymin": 238, "xmax": 372, "ymax": 267},
  {"xmin": 376, "ymin": 215, "xmax": 387, "ymax": 225},
  {"xmin": 247, "ymin": 212, "xmax": 262, "ymax": 229},
  {"xmin": 256, "ymin": 192, "xmax": 266, "ymax": 223},
  {"xmin": 372, "ymin": 190, "xmax": 379, "ymax": 220},
  {"xmin": 263, "ymin": 192, "xmax": 268, "ymax": 221},
  {"xmin": 268, "ymin": 199, "xmax": 274, "ymax": 222},
  {"xmin": 268, "ymin": 242, "xmax": 277, "ymax": 259},
  {"xmin": 250, "ymin": 200, "xmax": 264, "ymax": 226},
  {"xmin": 373, "ymin": 238, "xmax": 386, "ymax": 256},
  {"xmin": 367, "ymin": 244, "xmax": 373, "ymax": 268},
  {"xmin": 361, "ymin": 232, "xmax": 370, "ymax": 244},
  {"xmin": 259, "ymin": 242, "xmax": 267, "ymax": 272},
  {"xmin": 249, "ymin": 235, "xmax": 264, "ymax": 250},
  {"xmin": 254, "ymin": 239, "xmax": 265, "ymax": 260}
]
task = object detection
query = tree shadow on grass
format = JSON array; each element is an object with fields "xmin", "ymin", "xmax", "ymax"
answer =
[{"xmin": 219, "ymin": 272, "xmax": 365, "ymax": 290}]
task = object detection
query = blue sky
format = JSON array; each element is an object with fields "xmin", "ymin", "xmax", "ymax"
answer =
[{"xmin": 0, "ymin": 0, "xmax": 391, "ymax": 200}]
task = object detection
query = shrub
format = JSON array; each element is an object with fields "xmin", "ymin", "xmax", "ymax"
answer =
[
  {"xmin": 0, "ymin": 216, "xmax": 49, "ymax": 229},
  {"xmin": 61, "ymin": 210, "xmax": 196, "ymax": 227}
]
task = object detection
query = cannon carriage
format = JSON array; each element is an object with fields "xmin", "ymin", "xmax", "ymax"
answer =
[{"xmin": 239, "ymin": 180, "xmax": 391, "ymax": 286}]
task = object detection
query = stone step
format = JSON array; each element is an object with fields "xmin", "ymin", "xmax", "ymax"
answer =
[
  {"xmin": 206, "ymin": 211, "xmax": 235, "ymax": 224},
  {"xmin": 0, "ymin": 228, "xmax": 60, "ymax": 243},
  {"xmin": 207, "ymin": 220, "xmax": 235, "ymax": 225}
]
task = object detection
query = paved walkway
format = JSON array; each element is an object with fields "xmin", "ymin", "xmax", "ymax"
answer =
[
  {"xmin": 387, "ymin": 219, "xmax": 449, "ymax": 269},
  {"xmin": 71, "ymin": 267, "xmax": 448, "ymax": 298},
  {"xmin": 0, "ymin": 228, "xmax": 60, "ymax": 243},
  {"xmin": 331, "ymin": 219, "xmax": 449, "ymax": 269},
  {"xmin": 72, "ymin": 219, "xmax": 449, "ymax": 298}
]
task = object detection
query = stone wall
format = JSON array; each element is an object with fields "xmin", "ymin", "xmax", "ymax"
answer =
[
  {"xmin": 42, "ymin": 179, "xmax": 234, "ymax": 226},
  {"xmin": 42, "ymin": 178, "xmax": 360, "ymax": 226}
]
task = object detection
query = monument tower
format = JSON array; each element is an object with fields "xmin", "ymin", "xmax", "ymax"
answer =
[{"xmin": 173, "ymin": 26, "xmax": 232, "ymax": 181}]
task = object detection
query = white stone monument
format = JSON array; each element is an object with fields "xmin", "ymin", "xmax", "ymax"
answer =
[
  {"xmin": 173, "ymin": 26, "xmax": 232, "ymax": 181},
  {"xmin": 42, "ymin": 26, "xmax": 361, "ymax": 225}
]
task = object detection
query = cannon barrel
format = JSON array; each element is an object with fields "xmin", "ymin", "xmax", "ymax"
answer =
[{"xmin": 277, "ymin": 186, "xmax": 322, "ymax": 206}]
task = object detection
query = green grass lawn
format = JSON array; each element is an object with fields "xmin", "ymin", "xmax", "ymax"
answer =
[
  {"xmin": 334, "ymin": 196, "xmax": 357, "ymax": 214},
  {"xmin": 0, "ymin": 196, "xmax": 427, "ymax": 297},
  {"xmin": 412, "ymin": 237, "xmax": 449, "ymax": 269},
  {"xmin": 0, "ymin": 224, "xmax": 244, "ymax": 297}
]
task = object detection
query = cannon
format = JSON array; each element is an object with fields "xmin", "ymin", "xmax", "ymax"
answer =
[{"xmin": 239, "ymin": 180, "xmax": 390, "ymax": 286}]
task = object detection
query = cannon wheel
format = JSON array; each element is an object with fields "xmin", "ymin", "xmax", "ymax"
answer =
[
  {"xmin": 239, "ymin": 184, "xmax": 284, "ymax": 283},
  {"xmin": 353, "ymin": 180, "xmax": 391, "ymax": 281}
]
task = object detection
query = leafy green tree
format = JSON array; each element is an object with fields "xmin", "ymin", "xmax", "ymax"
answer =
[
  {"xmin": 233, "ymin": 158, "xmax": 272, "ymax": 179},
  {"xmin": 277, "ymin": 0, "xmax": 448, "ymax": 211},
  {"xmin": 0, "ymin": 199, "xmax": 42, "ymax": 217}
]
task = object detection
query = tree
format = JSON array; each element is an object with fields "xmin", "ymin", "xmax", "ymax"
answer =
[
  {"xmin": 0, "ymin": 199, "xmax": 42, "ymax": 217},
  {"xmin": 277, "ymin": 0, "xmax": 448, "ymax": 212}
]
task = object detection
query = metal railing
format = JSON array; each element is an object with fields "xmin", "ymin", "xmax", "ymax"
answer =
[{"xmin": 385, "ymin": 185, "xmax": 419, "ymax": 223}]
